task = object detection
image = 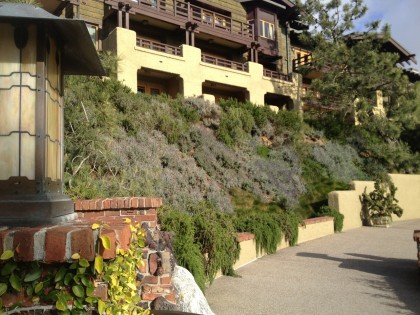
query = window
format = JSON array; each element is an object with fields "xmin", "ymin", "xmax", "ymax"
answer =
[
  {"xmin": 137, "ymin": 86, "xmax": 145, "ymax": 94},
  {"xmin": 258, "ymin": 20, "xmax": 275, "ymax": 40},
  {"xmin": 202, "ymin": 11, "xmax": 213, "ymax": 24},
  {"xmin": 86, "ymin": 24, "xmax": 98, "ymax": 49},
  {"xmin": 150, "ymin": 88, "xmax": 160, "ymax": 95}
]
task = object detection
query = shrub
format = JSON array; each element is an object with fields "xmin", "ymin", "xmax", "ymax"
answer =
[
  {"xmin": 360, "ymin": 175, "xmax": 403, "ymax": 226},
  {"xmin": 312, "ymin": 141, "xmax": 367, "ymax": 183},
  {"xmin": 275, "ymin": 210, "xmax": 300, "ymax": 246},
  {"xmin": 217, "ymin": 107, "xmax": 255, "ymax": 146},
  {"xmin": 315, "ymin": 205, "xmax": 344, "ymax": 232},
  {"xmin": 235, "ymin": 212, "xmax": 282, "ymax": 254},
  {"xmin": 158, "ymin": 203, "xmax": 240, "ymax": 289},
  {"xmin": 158, "ymin": 206, "xmax": 206, "ymax": 291}
]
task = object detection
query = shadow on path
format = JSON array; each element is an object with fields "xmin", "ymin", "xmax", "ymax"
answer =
[{"xmin": 297, "ymin": 252, "xmax": 420, "ymax": 314}]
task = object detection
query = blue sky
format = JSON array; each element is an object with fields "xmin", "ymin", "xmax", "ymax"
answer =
[{"xmin": 357, "ymin": 0, "xmax": 420, "ymax": 69}]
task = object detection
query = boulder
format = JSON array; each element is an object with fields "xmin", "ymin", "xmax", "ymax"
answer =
[{"xmin": 172, "ymin": 266, "xmax": 215, "ymax": 315}]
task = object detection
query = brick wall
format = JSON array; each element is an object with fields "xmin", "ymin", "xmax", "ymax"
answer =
[{"xmin": 0, "ymin": 197, "xmax": 177, "ymax": 311}]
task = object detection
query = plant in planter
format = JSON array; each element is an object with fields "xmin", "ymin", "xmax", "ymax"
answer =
[{"xmin": 360, "ymin": 175, "xmax": 403, "ymax": 227}]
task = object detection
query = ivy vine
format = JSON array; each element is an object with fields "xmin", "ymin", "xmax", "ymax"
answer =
[{"xmin": 0, "ymin": 219, "xmax": 150, "ymax": 315}]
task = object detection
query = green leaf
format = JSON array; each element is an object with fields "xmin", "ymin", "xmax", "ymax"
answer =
[
  {"xmin": 86, "ymin": 287, "xmax": 94, "ymax": 297},
  {"xmin": 72, "ymin": 285, "xmax": 85, "ymax": 298},
  {"xmin": 98, "ymin": 299, "xmax": 106, "ymax": 314},
  {"xmin": 56, "ymin": 299, "xmax": 67, "ymax": 311},
  {"xmin": 0, "ymin": 250, "xmax": 14, "ymax": 261},
  {"xmin": 79, "ymin": 258, "xmax": 90, "ymax": 268},
  {"xmin": 100, "ymin": 236, "xmax": 111, "ymax": 250},
  {"xmin": 64, "ymin": 273, "xmax": 73, "ymax": 286},
  {"xmin": 26, "ymin": 285, "xmax": 33, "ymax": 296},
  {"xmin": 24, "ymin": 268, "xmax": 41, "ymax": 282},
  {"xmin": 73, "ymin": 298, "xmax": 84, "ymax": 309},
  {"xmin": 55, "ymin": 266, "xmax": 67, "ymax": 283},
  {"xmin": 81, "ymin": 276, "xmax": 90, "ymax": 287},
  {"xmin": 34, "ymin": 282, "xmax": 43, "ymax": 294},
  {"xmin": 1, "ymin": 262, "xmax": 17, "ymax": 276},
  {"xmin": 9, "ymin": 273, "xmax": 22, "ymax": 292},
  {"xmin": 0, "ymin": 283, "xmax": 7, "ymax": 296},
  {"xmin": 94, "ymin": 256, "xmax": 104, "ymax": 274}
]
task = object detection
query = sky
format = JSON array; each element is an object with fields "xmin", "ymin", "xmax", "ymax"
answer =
[{"xmin": 357, "ymin": 0, "xmax": 420, "ymax": 70}]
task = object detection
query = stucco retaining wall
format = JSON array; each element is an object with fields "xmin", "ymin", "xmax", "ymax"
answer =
[
  {"xmin": 232, "ymin": 216, "xmax": 334, "ymax": 271},
  {"xmin": 328, "ymin": 174, "xmax": 420, "ymax": 231}
]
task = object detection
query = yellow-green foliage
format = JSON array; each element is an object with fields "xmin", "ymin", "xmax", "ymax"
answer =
[{"xmin": 0, "ymin": 221, "xmax": 149, "ymax": 315}]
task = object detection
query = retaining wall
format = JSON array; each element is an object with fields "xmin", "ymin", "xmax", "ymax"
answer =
[{"xmin": 328, "ymin": 174, "xmax": 420, "ymax": 231}]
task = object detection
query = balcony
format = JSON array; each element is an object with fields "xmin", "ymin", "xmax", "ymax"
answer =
[
  {"xmin": 136, "ymin": 38, "xmax": 181, "ymax": 56},
  {"xmin": 292, "ymin": 54, "xmax": 312, "ymax": 72},
  {"xmin": 263, "ymin": 68, "xmax": 291, "ymax": 82},
  {"xmin": 201, "ymin": 54, "xmax": 248, "ymax": 72},
  {"xmin": 105, "ymin": 0, "xmax": 253, "ymax": 45}
]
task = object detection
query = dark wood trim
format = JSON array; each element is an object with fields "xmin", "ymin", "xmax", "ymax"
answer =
[{"xmin": 35, "ymin": 26, "xmax": 46, "ymax": 192}]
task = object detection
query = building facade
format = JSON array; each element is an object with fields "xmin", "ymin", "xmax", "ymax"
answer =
[{"xmin": 40, "ymin": 0, "xmax": 307, "ymax": 110}]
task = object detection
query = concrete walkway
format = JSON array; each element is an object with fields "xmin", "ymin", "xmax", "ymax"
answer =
[{"xmin": 206, "ymin": 219, "xmax": 420, "ymax": 315}]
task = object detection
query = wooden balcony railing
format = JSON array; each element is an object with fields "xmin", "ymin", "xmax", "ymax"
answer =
[
  {"xmin": 263, "ymin": 69, "xmax": 292, "ymax": 82},
  {"xmin": 293, "ymin": 54, "xmax": 312, "ymax": 72},
  {"xmin": 116, "ymin": 0, "xmax": 253, "ymax": 40},
  {"xmin": 136, "ymin": 38, "xmax": 181, "ymax": 56},
  {"xmin": 201, "ymin": 54, "xmax": 248, "ymax": 72}
]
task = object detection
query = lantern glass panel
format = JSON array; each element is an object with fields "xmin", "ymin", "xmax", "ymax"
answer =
[
  {"xmin": 45, "ymin": 36, "xmax": 62, "ymax": 181},
  {"xmin": 0, "ymin": 23, "xmax": 36, "ymax": 180}
]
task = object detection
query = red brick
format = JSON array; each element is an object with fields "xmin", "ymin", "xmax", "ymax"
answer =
[
  {"xmin": 164, "ymin": 293, "xmax": 177, "ymax": 304},
  {"xmin": 82, "ymin": 200, "xmax": 90, "ymax": 211},
  {"xmin": 142, "ymin": 276, "xmax": 158, "ymax": 285},
  {"xmin": 71, "ymin": 228, "xmax": 95, "ymax": 261},
  {"xmin": 74, "ymin": 200, "xmax": 82, "ymax": 211},
  {"xmin": 131, "ymin": 198, "xmax": 139, "ymax": 209},
  {"xmin": 146, "ymin": 208, "xmax": 157, "ymax": 215},
  {"xmin": 160, "ymin": 277, "xmax": 171, "ymax": 285},
  {"xmin": 111, "ymin": 199, "xmax": 118, "ymax": 209},
  {"xmin": 2, "ymin": 291, "xmax": 27, "ymax": 308},
  {"xmin": 117, "ymin": 199, "xmax": 124, "ymax": 209},
  {"xmin": 89, "ymin": 200, "xmax": 96, "ymax": 210},
  {"xmin": 124, "ymin": 198, "xmax": 131, "ymax": 209},
  {"xmin": 141, "ymin": 293, "xmax": 161, "ymax": 301},
  {"xmin": 114, "ymin": 225, "xmax": 131, "ymax": 251},
  {"xmin": 138, "ymin": 197, "xmax": 146, "ymax": 208},
  {"xmin": 138, "ymin": 260, "xmax": 148, "ymax": 273},
  {"xmin": 151, "ymin": 285, "xmax": 172, "ymax": 294},
  {"xmin": 103, "ymin": 199, "xmax": 111, "ymax": 210},
  {"xmin": 45, "ymin": 226, "xmax": 75, "ymax": 262},
  {"xmin": 93, "ymin": 281, "xmax": 108, "ymax": 301},
  {"xmin": 99, "ymin": 228, "xmax": 117, "ymax": 259},
  {"xmin": 145, "ymin": 198, "xmax": 152, "ymax": 208},
  {"xmin": 82, "ymin": 211, "xmax": 105, "ymax": 221},
  {"xmin": 149, "ymin": 253, "xmax": 159, "ymax": 275},
  {"xmin": 121, "ymin": 210, "xmax": 136, "ymax": 216},
  {"xmin": 142, "ymin": 285, "xmax": 152, "ymax": 293},
  {"xmin": 139, "ymin": 215, "xmax": 158, "ymax": 223},
  {"xmin": 13, "ymin": 228, "xmax": 41, "ymax": 261}
]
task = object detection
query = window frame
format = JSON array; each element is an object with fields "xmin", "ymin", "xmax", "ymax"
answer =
[{"xmin": 258, "ymin": 20, "xmax": 275, "ymax": 40}]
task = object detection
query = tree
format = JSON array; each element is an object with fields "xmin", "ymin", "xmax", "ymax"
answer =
[{"xmin": 297, "ymin": 0, "xmax": 420, "ymax": 174}]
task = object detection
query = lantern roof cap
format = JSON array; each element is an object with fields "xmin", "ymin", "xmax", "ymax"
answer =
[{"xmin": 0, "ymin": 3, "xmax": 105, "ymax": 76}]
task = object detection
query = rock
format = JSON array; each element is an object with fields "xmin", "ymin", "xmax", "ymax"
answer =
[
  {"xmin": 151, "ymin": 296, "xmax": 180, "ymax": 311},
  {"xmin": 172, "ymin": 265, "xmax": 215, "ymax": 315}
]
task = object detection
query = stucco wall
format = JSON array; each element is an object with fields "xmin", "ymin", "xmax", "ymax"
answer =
[
  {"xmin": 328, "ymin": 174, "xmax": 420, "ymax": 231},
  {"xmin": 232, "ymin": 217, "xmax": 334, "ymax": 271},
  {"xmin": 102, "ymin": 27, "xmax": 301, "ymax": 107}
]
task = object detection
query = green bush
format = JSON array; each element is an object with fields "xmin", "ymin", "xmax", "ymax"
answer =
[
  {"xmin": 158, "ymin": 206, "xmax": 206, "ymax": 291},
  {"xmin": 158, "ymin": 203, "xmax": 240, "ymax": 289},
  {"xmin": 235, "ymin": 212, "xmax": 282, "ymax": 254},
  {"xmin": 315, "ymin": 205, "xmax": 344, "ymax": 232},
  {"xmin": 217, "ymin": 107, "xmax": 255, "ymax": 146}
]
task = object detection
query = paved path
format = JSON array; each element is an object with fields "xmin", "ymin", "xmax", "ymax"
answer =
[{"xmin": 206, "ymin": 219, "xmax": 420, "ymax": 315}]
